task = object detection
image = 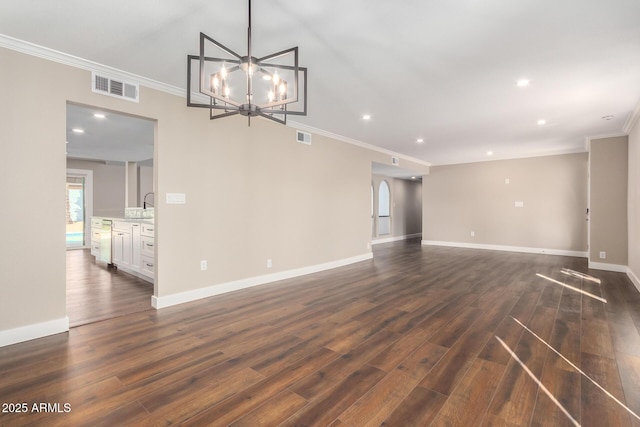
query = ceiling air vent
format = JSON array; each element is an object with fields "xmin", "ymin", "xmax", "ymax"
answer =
[
  {"xmin": 296, "ymin": 130, "xmax": 312, "ymax": 145},
  {"xmin": 92, "ymin": 72, "xmax": 139, "ymax": 102}
]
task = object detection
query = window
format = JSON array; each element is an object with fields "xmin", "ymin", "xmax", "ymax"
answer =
[{"xmin": 378, "ymin": 180, "xmax": 390, "ymax": 235}]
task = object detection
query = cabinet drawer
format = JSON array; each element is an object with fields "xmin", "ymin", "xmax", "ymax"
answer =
[
  {"xmin": 113, "ymin": 221, "xmax": 132, "ymax": 232},
  {"xmin": 141, "ymin": 223, "xmax": 155, "ymax": 237},
  {"xmin": 141, "ymin": 255, "xmax": 155, "ymax": 278},
  {"xmin": 90, "ymin": 242, "xmax": 100, "ymax": 256},
  {"xmin": 91, "ymin": 218, "xmax": 103, "ymax": 228},
  {"xmin": 141, "ymin": 236, "xmax": 155, "ymax": 257},
  {"xmin": 91, "ymin": 230, "xmax": 102, "ymax": 242}
]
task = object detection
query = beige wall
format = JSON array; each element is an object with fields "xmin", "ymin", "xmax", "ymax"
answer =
[
  {"xmin": 423, "ymin": 153, "xmax": 588, "ymax": 253},
  {"xmin": 66, "ymin": 159, "xmax": 126, "ymax": 217},
  {"xmin": 372, "ymin": 175, "xmax": 422, "ymax": 240},
  {"xmin": 629, "ymin": 120, "xmax": 640, "ymax": 284},
  {"xmin": 589, "ymin": 136, "xmax": 628, "ymax": 266},
  {"xmin": 139, "ymin": 165, "xmax": 153, "ymax": 207},
  {"xmin": 1, "ymin": 49, "xmax": 68, "ymax": 333},
  {"xmin": 0, "ymin": 47, "xmax": 428, "ymax": 342}
]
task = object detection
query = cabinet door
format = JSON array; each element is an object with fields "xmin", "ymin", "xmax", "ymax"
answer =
[
  {"xmin": 112, "ymin": 233, "xmax": 123, "ymax": 265},
  {"xmin": 112, "ymin": 231, "xmax": 131, "ymax": 268},
  {"xmin": 121, "ymin": 231, "xmax": 131, "ymax": 268},
  {"xmin": 131, "ymin": 223, "xmax": 141, "ymax": 270}
]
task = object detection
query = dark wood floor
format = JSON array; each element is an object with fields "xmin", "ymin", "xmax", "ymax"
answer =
[
  {"xmin": 66, "ymin": 249, "xmax": 153, "ymax": 327},
  {"xmin": 2, "ymin": 240, "xmax": 640, "ymax": 426}
]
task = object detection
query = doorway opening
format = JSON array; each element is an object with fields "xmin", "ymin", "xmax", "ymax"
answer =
[
  {"xmin": 66, "ymin": 102, "xmax": 155, "ymax": 327},
  {"xmin": 371, "ymin": 162, "xmax": 423, "ymax": 246}
]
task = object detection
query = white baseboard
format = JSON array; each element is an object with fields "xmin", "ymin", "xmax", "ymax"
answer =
[
  {"xmin": 627, "ymin": 268, "xmax": 640, "ymax": 293},
  {"xmin": 372, "ymin": 233, "xmax": 422, "ymax": 245},
  {"xmin": 152, "ymin": 252, "xmax": 374, "ymax": 309},
  {"xmin": 0, "ymin": 317, "xmax": 69, "ymax": 348},
  {"xmin": 588, "ymin": 261, "xmax": 628, "ymax": 273},
  {"xmin": 422, "ymin": 240, "xmax": 588, "ymax": 258}
]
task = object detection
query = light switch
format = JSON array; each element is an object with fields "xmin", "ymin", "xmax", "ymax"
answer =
[
  {"xmin": 166, "ymin": 193, "xmax": 186, "ymax": 204},
  {"xmin": 514, "ymin": 201, "xmax": 524, "ymax": 208}
]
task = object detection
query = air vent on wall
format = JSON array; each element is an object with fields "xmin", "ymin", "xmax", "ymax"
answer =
[
  {"xmin": 296, "ymin": 130, "xmax": 312, "ymax": 145},
  {"xmin": 391, "ymin": 156, "xmax": 400, "ymax": 166},
  {"xmin": 92, "ymin": 72, "xmax": 139, "ymax": 102}
]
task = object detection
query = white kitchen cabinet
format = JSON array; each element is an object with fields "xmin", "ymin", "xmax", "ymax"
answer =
[
  {"xmin": 112, "ymin": 221, "xmax": 132, "ymax": 269},
  {"xmin": 91, "ymin": 217, "xmax": 154, "ymax": 282},
  {"xmin": 140, "ymin": 223, "xmax": 155, "ymax": 279},
  {"xmin": 90, "ymin": 217, "xmax": 102, "ymax": 257}
]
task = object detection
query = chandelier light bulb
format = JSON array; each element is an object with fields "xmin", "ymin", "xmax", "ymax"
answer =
[
  {"xmin": 268, "ymin": 90, "xmax": 275, "ymax": 102},
  {"xmin": 273, "ymin": 73, "xmax": 280, "ymax": 85},
  {"xmin": 220, "ymin": 65, "xmax": 228, "ymax": 79}
]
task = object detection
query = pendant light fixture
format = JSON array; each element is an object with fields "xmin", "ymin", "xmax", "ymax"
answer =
[{"xmin": 187, "ymin": 0, "xmax": 308, "ymax": 125}]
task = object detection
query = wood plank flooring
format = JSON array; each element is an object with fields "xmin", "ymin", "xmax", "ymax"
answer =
[
  {"xmin": 66, "ymin": 249, "xmax": 153, "ymax": 327},
  {"xmin": 2, "ymin": 240, "xmax": 640, "ymax": 426}
]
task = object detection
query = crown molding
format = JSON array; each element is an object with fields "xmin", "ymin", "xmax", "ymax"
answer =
[
  {"xmin": 1, "ymin": 33, "xmax": 431, "ymax": 169},
  {"xmin": 287, "ymin": 120, "xmax": 432, "ymax": 168},
  {"xmin": 623, "ymin": 100, "xmax": 640, "ymax": 134},
  {"xmin": 585, "ymin": 131, "xmax": 628, "ymax": 147},
  {"xmin": 0, "ymin": 33, "xmax": 185, "ymax": 98}
]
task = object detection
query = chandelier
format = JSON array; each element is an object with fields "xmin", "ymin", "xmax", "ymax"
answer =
[{"xmin": 187, "ymin": 0, "xmax": 307, "ymax": 125}]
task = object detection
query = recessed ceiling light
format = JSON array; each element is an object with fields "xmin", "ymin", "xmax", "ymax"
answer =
[
  {"xmin": 93, "ymin": 113, "xmax": 106, "ymax": 119},
  {"xmin": 411, "ymin": 176, "xmax": 417, "ymax": 180},
  {"xmin": 416, "ymin": 138, "xmax": 424, "ymax": 143},
  {"xmin": 602, "ymin": 115, "xmax": 614, "ymax": 120},
  {"xmin": 516, "ymin": 79, "xmax": 530, "ymax": 87},
  {"xmin": 537, "ymin": 119, "xmax": 546, "ymax": 125},
  {"xmin": 362, "ymin": 114, "xmax": 372, "ymax": 120},
  {"xmin": 72, "ymin": 128, "xmax": 84, "ymax": 133},
  {"xmin": 487, "ymin": 151, "xmax": 493, "ymax": 156}
]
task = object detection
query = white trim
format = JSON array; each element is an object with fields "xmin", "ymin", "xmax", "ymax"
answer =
[
  {"xmin": 627, "ymin": 268, "xmax": 640, "ymax": 293},
  {"xmin": 0, "ymin": 34, "xmax": 185, "ymax": 98},
  {"xmin": 287, "ymin": 120, "xmax": 432, "ymax": 168},
  {"xmin": 0, "ymin": 317, "xmax": 69, "ymax": 348},
  {"xmin": 152, "ymin": 252, "xmax": 373, "ymax": 309},
  {"xmin": 585, "ymin": 132, "xmax": 628, "ymax": 145},
  {"xmin": 623, "ymin": 100, "xmax": 640, "ymax": 134},
  {"xmin": 372, "ymin": 233, "xmax": 422, "ymax": 245},
  {"xmin": 0, "ymin": 34, "xmax": 433, "ymax": 171},
  {"xmin": 432, "ymin": 147, "xmax": 588, "ymax": 167},
  {"xmin": 588, "ymin": 261, "xmax": 628, "ymax": 273},
  {"xmin": 421, "ymin": 240, "xmax": 588, "ymax": 258}
]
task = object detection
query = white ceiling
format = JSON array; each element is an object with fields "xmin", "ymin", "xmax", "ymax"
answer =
[
  {"xmin": 3, "ymin": 0, "xmax": 639, "ymax": 166},
  {"xmin": 66, "ymin": 104, "xmax": 154, "ymax": 163}
]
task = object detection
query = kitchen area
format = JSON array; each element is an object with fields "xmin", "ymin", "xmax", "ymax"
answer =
[{"xmin": 66, "ymin": 103, "xmax": 156, "ymax": 326}]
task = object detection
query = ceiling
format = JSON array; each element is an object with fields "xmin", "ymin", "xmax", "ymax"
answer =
[
  {"xmin": 3, "ymin": 0, "xmax": 639, "ymax": 166},
  {"xmin": 66, "ymin": 104, "xmax": 154, "ymax": 163}
]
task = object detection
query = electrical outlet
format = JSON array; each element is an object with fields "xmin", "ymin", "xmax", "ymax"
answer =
[
  {"xmin": 470, "ymin": 231, "xmax": 475, "ymax": 237},
  {"xmin": 599, "ymin": 251, "xmax": 606, "ymax": 259},
  {"xmin": 505, "ymin": 178, "xmax": 510, "ymax": 184},
  {"xmin": 267, "ymin": 259, "xmax": 272, "ymax": 268},
  {"xmin": 200, "ymin": 260, "xmax": 207, "ymax": 270}
]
